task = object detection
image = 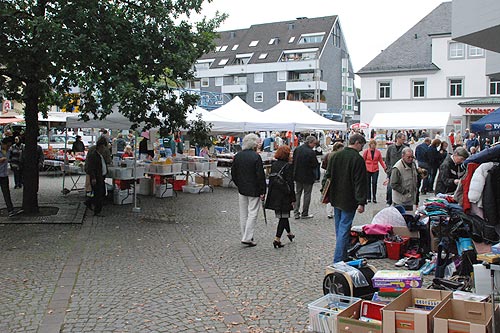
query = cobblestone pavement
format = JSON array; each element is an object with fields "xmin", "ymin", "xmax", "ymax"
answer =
[{"xmin": 0, "ymin": 171, "xmax": 423, "ymax": 333}]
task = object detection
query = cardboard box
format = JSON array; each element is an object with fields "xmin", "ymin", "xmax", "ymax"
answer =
[
  {"xmin": 337, "ymin": 300, "xmax": 382, "ymax": 333},
  {"xmin": 382, "ymin": 288, "xmax": 452, "ymax": 333},
  {"xmin": 392, "ymin": 226, "xmax": 419, "ymax": 239},
  {"xmin": 194, "ymin": 175, "xmax": 223, "ymax": 186},
  {"xmin": 434, "ymin": 299, "xmax": 494, "ymax": 333}
]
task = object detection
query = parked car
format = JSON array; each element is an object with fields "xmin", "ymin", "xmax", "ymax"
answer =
[{"xmin": 38, "ymin": 135, "xmax": 76, "ymax": 150}]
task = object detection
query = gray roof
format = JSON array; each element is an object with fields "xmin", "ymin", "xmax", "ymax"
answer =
[
  {"xmin": 199, "ymin": 16, "xmax": 337, "ymax": 68},
  {"xmin": 357, "ymin": 2, "xmax": 451, "ymax": 75},
  {"xmin": 458, "ymin": 98, "xmax": 500, "ymax": 106}
]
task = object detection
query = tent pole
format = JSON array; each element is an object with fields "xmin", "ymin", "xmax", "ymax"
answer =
[{"xmin": 132, "ymin": 131, "xmax": 140, "ymax": 213}]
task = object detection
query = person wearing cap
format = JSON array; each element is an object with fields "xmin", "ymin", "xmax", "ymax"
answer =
[{"xmin": 71, "ymin": 135, "xmax": 85, "ymax": 153}]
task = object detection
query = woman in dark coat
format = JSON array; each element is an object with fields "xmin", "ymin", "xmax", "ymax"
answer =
[
  {"xmin": 265, "ymin": 145, "xmax": 296, "ymax": 248},
  {"xmin": 427, "ymin": 138, "xmax": 442, "ymax": 192}
]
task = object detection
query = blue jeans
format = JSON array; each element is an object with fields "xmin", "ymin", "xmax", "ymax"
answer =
[{"xmin": 333, "ymin": 208, "xmax": 356, "ymax": 263}]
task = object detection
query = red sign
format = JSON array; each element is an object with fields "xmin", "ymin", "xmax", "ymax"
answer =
[{"xmin": 464, "ymin": 107, "xmax": 495, "ymax": 115}]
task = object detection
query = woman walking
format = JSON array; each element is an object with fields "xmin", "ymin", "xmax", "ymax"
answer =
[
  {"xmin": 8, "ymin": 136, "xmax": 24, "ymax": 189},
  {"xmin": 362, "ymin": 139, "xmax": 386, "ymax": 203},
  {"xmin": 265, "ymin": 145, "xmax": 296, "ymax": 248},
  {"xmin": 321, "ymin": 142, "xmax": 344, "ymax": 217},
  {"xmin": 427, "ymin": 138, "xmax": 442, "ymax": 192}
]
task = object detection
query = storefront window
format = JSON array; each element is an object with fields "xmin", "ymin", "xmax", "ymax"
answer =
[{"xmin": 490, "ymin": 80, "xmax": 500, "ymax": 96}]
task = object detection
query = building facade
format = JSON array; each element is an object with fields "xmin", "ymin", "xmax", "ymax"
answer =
[
  {"xmin": 357, "ymin": 2, "xmax": 500, "ymax": 132},
  {"xmin": 188, "ymin": 16, "xmax": 358, "ymax": 121}
]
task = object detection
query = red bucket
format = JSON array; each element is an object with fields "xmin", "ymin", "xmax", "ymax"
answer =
[{"xmin": 384, "ymin": 237, "xmax": 409, "ymax": 260}]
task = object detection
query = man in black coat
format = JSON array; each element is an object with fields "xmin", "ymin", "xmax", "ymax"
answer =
[
  {"xmin": 435, "ymin": 147, "xmax": 469, "ymax": 195},
  {"xmin": 292, "ymin": 135, "xmax": 319, "ymax": 219},
  {"xmin": 231, "ymin": 133, "xmax": 267, "ymax": 247},
  {"xmin": 85, "ymin": 137, "xmax": 108, "ymax": 216}
]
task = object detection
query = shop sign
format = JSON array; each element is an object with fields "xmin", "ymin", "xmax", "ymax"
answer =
[
  {"xmin": 464, "ymin": 107, "xmax": 496, "ymax": 115},
  {"xmin": 2, "ymin": 100, "xmax": 12, "ymax": 113}
]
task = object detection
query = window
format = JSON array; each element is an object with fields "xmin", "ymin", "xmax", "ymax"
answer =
[
  {"xmin": 215, "ymin": 46, "xmax": 222, "ymax": 52},
  {"xmin": 215, "ymin": 77, "xmax": 223, "ymax": 87},
  {"xmin": 468, "ymin": 46, "xmax": 484, "ymax": 57},
  {"xmin": 195, "ymin": 62, "xmax": 210, "ymax": 71},
  {"xmin": 412, "ymin": 80, "xmax": 425, "ymax": 98},
  {"xmin": 378, "ymin": 81, "xmax": 391, "ymax": 99},
  {"xmin": 277, "ymin": 71, "xmax": 287, "ymax": 82},
  {"xmin": 268, "ymin": 38, "xmax": 275, "ymax": 45},
  {"xmin": 277, "ymin": 91, "xmax": 286, "ymax": 101},
  {"xmin": 348, "ymin": 78, "xmax": 354, "ymax": 92},
  {"xmin": 201, "ymin": 77, "xmax": 209, "ymax": 87},
  {"xmin": 449, "ymin": 78, "xmax": 463, "ymax": 97},
  {"xmin": 298, "ymin": 33, "xmax": 325, "ymax": 44},
  {"xmin": 490, "ymin": 80, "xmax": 500, "ymax": 96},
  {"xmin": 220, "ymin": 45, "xmax": 228, "ymax": 52},
  {"xmin": 218, "ymin": 59, "xmax": 229, "ymax": 66},
  {"xmin": 233, "ymin": 57, "xmax": 250, "ymax": 65},
  {"xmin": 280, "ymin": 48, "xmax": 318, "ymax": 62},
  {"xmin": 254, "ymin": 92, "xmax": 263, "ymax": 103},
  {"xmin": 232, "ymin": 44, "xmax": 239, "ymax": 51},
  {"xmin": 342, "ymin": 58, "xmax": 348, "ymax": 73},
  {"xmin": 254, "ymin": 73, "xmax": 263, "ymax": 83},
  {"xmin": 258, "ymin": 53, "xmax": 268, "ymax": 60},
  {"xmin": 249, "ymin": 40, "xmax": 259, "ymax": 47},
  {"xmin": 449, "ymin": 42, "xmax": 465, "ymax": 59},
  {"xmin": 233, "ymin": 76, "xmax": 246, "ymax": 85},
  {"xmin": 288, "ymin": 36, "xmax": 295, "ymax": 43}
]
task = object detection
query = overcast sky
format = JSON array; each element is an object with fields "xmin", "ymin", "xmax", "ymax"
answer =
[{"xmin": 199, "ymin": 0, "xmax": 446, "ymax": 73}]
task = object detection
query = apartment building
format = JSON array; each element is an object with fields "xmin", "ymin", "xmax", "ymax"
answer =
[
  {"xmin": 189, "ymin": 16, "xmax": 358, "ymax": 121},
  {"xmin": 357, "ymin": 2, "xmax": 500, "ymax": 132}
]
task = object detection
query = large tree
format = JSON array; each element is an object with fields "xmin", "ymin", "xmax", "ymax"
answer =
[{"xmin": 0, "ymin": 0, "xmax": 224, "ymax": 213}]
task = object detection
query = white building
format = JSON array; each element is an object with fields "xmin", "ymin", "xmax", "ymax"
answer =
[{"xmin": 357, "ymin": 2, "xmax": 500, "ymax": 132}]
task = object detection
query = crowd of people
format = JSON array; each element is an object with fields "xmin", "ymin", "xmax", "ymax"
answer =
[{"xmin": 230, "ymin": 129, "xmax": 496, "ymax": 266}]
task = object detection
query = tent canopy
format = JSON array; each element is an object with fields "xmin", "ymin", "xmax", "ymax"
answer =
[
  {"xmin": 370, "ymin": 112, "xmax": 451, "ymax": 130},
  {"xmin": 66, "ymin": 109, "xmax": 144, "ymax": 130},
  {"xmin": 258, "ymin": 100, "xmax": 346, "ymax": 131},
  {"xmin": 470, "ymin": 107, "xmax": 500, "ymax": 136},
  {"xmin": 185, "ymin": 106, "xmax": 246, "ymax": 133},
  {"xmin": 210, "ymin": 96, "xmax": 262, "ymax": 121}
]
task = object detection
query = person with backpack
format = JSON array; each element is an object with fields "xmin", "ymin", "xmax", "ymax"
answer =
[{"xmin": 265, "ymin": 145, "xmax": 296, "ymax": 248}]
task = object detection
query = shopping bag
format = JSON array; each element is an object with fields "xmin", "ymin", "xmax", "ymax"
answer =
[{"xmin": 321, "ymin": 178, "xmax": 331, "ymax": 204}]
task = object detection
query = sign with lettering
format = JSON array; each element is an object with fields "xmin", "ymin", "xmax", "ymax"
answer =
[{"xmin": 464, "ymin": 107, "xmax": 496, "ymax": 115}]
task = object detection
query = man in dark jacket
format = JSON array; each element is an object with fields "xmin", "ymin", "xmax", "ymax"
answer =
[
  {"xmin": 71, "ymin": 135, "xmax": 85, "ymax": 153},
  {"xmin": 328, "ymin": 134, "xmax": 367, "ymax": 263},
  {"xmin": 231, "ymin": 133, "xmax": 266, "ymax": 247},
  {"xmin": 415, "ymin": 137, "xmax": 431, "ymax": 194},
  {"xmin": 85, "ymin": 137, "xmax": 108, "ymax": 216},
  {"xmin": 385, "ymin": 132, "xmax": 408, "ymax": 205},
  {"xmin": 435, "ymin": 147, "xmax": 469, "ymax": 195},
  {"xmin": 292, "ymin": 135, "xmax": 319, "ymax": 219}
]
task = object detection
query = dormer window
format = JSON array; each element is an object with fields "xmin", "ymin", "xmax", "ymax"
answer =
[
  {"xmin": 233, "ymin": 53, "xmax": 253, "ymax": 65},
  {"xmin": 195, "ymin": 59, "xmax": 214, "ymax": 71},
  {"xmin": 249, "ymin": 40, "xmax": 259, "ymax": 47},
  {"xmin": 298, "ymin": 32, "xmax": 325, "ymax": 44}
]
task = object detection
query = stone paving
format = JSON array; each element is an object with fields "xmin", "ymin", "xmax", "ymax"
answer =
[{"xmin": 0, "ymin": 170, "xmax": 412, "ymax": 333}]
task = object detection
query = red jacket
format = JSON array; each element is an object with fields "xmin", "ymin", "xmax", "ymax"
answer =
[{"xmin": 363, "ymin": 148, "xmax": 386, "ymax": 173}]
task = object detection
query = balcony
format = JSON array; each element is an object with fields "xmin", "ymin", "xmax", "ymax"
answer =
[
  {"xmin": 221, "ymin": 84, "xmax": 247, "ymax": 94},
  {"xmin": 303, "ymin": 101, "xmax": 328, "ymax": 112},
  {"xmin": 286, "ymin": 81, "xmax": 327, "ymax": 91}
]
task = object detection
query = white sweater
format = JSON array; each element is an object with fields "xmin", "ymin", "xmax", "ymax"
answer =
[{"xmin": 468, "ymin": 162, "xmax": 498, "ymax": 208}]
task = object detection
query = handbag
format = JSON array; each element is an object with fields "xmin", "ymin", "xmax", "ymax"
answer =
[{"xmin": 321, "ymin": 178, "xmax": 331, "ymax": 204}]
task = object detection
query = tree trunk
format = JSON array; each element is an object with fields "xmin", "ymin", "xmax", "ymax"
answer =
[{"xmin": 22, "ymin": 81, "xmax": 40, "ymax": 213}]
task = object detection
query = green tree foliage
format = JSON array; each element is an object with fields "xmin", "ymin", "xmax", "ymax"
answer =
[
  {"xmin": 0, "ymin": 0, "xmax": 225, "ymax": 212},
  {"xmin": 187, "ymin": 113, "xmax": 213, "ymax": 148}
]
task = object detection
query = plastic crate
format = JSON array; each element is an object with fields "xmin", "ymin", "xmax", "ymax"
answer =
[
  {"xmin": 195, "ymin": 162, "xmax": 209, "ymax": 172},
  {"xmin": 171, "ymin": 163, "xmax": 182, "ymax": 173},
  {"xmin": 308, "ymin": 294, "xmax": 360, "ymax": 333},
  {"xmin": 384, "ymin": 237, "xmax": 410, "ymax": 260},
  {"xmin": 182, "ymin": 184, "xmax": 202, "ymax": 193}
]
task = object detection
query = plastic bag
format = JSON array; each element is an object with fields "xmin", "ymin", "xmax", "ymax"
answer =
[{"xmin": 332, "ymin": 262, "xmax": 369, "ymax": 288}]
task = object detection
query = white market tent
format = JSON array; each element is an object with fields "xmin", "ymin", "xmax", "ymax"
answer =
[
  {"xmin": 369, "ymin": 112, "xmax": 452, "ymax": 131},
  {"xmin": 257, "ymin": 100, "xmax": 346, "ymax": 132},
  {"xmin": 209, "ymin": 96, "xmax": 267, "ymax": 132},
  {"xmin": 66, "ymin": 109, "xmax": 141, "ymax": 130},
  {"xmin": 185, "ymin": 106, "xmax": 246, "ymax": 133}
]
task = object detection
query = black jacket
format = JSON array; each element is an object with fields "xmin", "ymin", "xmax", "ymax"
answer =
[
  {"xmin": 482, "ymin": 165, "xmax": 500, "ymax": 242},
  {"xmin": 265, "ymin": 160, "xmax": 295, "ymax": 212},
  {"xmin": 293, "ymin": 143, "xmax": 319, "ymax": 184},
  {"xmin": 231, "ymin": 149, "xmax": 266, "ymax": 197},
  {"xmin": 72, "ymin": 140, "xmax": 85, "ymax": 153},
  {"xmin": 85, "ymin": 150, "xmax": 107, "ymax": 183},
  {"xmin": 435, "ymin": 155, "xmax": 466, "ymax": 195}
]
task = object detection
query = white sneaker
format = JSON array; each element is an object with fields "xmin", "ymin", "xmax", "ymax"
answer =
[{"xmin": 395, "ymin": 257, "xmax": 409, "ymax": 267}]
